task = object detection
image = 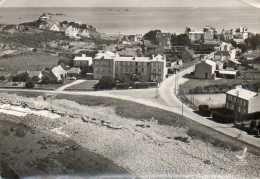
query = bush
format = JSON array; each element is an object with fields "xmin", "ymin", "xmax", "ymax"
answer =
[
  {"xmin": 12, "ymin": 72, "xmax": 29, "ymax": 82},
  {"xmin": 0, "ymin": 76, "xmax": 6, "ymax": 81},
  {"xmin": 31, "ymin": 76, "xmax": 40, "ymax": 83},
  {"xmin": 249, "ymin": 120, "xmax": 257, "ymax": 134},
  {"xmin": 25, "ymin": 80, "xmax": 35, "ymax": 89},
  {"xmin": 198, "ymin": 105, "xmax": 211, "ymax": 117},
  {"xmin": 94, "ymin": 76, "xmax": 116, "ymax": 90},
  {"xmin": 211, "ymin": 109, "xmax": 234, "ymax": 123}
]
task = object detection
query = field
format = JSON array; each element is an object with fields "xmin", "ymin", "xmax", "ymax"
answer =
[
  {"xmin": 185, "ymin": 94, "xmax": 226, "ymax": 108},
  {"xmin": 65, "ymin": 80, "xmax": 98, "ymax": 91},
  {"xmin": 55, "ymin": 94, "xmax": 185, "ymax": 126},
  {"xmin": 180, "ymin": 78, "xmax": 243, "ymax": 94},
  {"xmin": 0, "ymin": 52, "xmax": 60, "ymax": 74},
  {"xmin": 0, "ymin": 31, "xmax": 69, "ymax": 48}
]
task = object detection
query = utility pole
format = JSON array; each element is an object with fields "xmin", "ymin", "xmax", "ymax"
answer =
[{"xmin": 182, "ymin": 102, "xmax": 184, "ymax": 117}]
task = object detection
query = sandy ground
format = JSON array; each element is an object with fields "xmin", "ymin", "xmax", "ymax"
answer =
[
  {"xmin": 0, "ymin": 93, "xmax": 260, "ymax": 179},
  {"xmin": 185, "ymin": 94, "xmax": 226, "ymax": 108}
]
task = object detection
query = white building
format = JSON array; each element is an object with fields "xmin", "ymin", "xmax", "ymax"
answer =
[
  {"xmin": 65, "ymin": 25, "xmax": 80, "ymax": 39},
  {"xmin": 93, "ymin": 51, "xmax": 167, "ymax": 82},
  {"xmin": 203, "ymin": 26, "xmax": 216, "ymax": 41},
  {"xmin": 73, "ymin": 54, "xmax": 93, "ymax": 68},
  {"xmin": 188, "ymin": 31, "xmax": 204, "ymax": 43},
  {"xmin": 49, "ymin": 24, "xmax": 60, "ymax": 32},
  {"xmin": 51, "ymin": 65, "xmax": 67, "ymax": 82},
  {"xmin": 226, "ymin": 87, "xmax": 260, "ymax": 114}
]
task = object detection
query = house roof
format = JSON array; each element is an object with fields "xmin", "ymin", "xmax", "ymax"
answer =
[
  {"xmin": 74, "ymin": 54, "xmax": 93, "ymax": 61},
  {"xmin": 218, "ymin": 70, "xmax": 237, "ymax": 75},
  {"xmin": 226, "ymin": 87, "xmax": 257, "ymax": 100},
  {"xmin": 189, "ymin": 31, "xmax": 204, "ymax": 34},
  {"xmin": 27, "ymin": 71, "xmax": 42, "ymax": 77},
  {"xmin": 52, "ymin": 65, "xmax": 66, "ymax": 74},
  {"xmin": 204, "ymin": 60, "xmax": 216, "ymax": 67},
  {"xmin": 215, "ymin": 51, "xmax": 230, "ymax": 56},
  {"xmin": 228, "ymin": 58, "xmax": 241, "ymax": 65},
  {"xmin": 67, "ymin": 67, "xmax": 81, "ymax": 74},
  {"xmin": 95, "ymin": 51, "xmax": 117, "ymax": 60}
]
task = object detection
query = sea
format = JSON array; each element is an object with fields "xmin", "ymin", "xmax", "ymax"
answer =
[{"xmin": 0, "ymin": 7, "xmax": 260, "ymax": 35}]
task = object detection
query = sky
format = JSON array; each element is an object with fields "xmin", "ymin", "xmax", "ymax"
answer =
[{"xmin": 0, "ymin": 0, "xmax": 254, "ymax": 7}]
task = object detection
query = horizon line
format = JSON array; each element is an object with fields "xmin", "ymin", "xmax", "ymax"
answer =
[{"xmin": 0, "ymin": 6, "xmax": 252, "ymax": 8}]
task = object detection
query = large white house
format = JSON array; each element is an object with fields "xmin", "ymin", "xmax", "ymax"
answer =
[
  {"xmin": 73, "ymin": 54, "xmax": 93, "ymax": 68},
  {"xmin": 226, "ymin": 87, "xmax": 260, "ymax": 115},
  {"xmin": 51, "ymin": 65, "xmax": 67, "ymax": 82},
  {"xmin": 93, "ymin": 51, "xmax": 167, "ymax": 82}
]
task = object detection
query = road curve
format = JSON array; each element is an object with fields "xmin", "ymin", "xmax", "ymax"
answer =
[{"xmin": 0, "ymin": 69, "xmax": 260, "ymax": 153}]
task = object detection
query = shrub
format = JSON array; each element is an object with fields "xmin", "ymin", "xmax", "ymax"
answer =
[
  {"xmin": 94, "ymin": 76, "xmax": 116, "ymax": 90},
  {"xmin": 198, "ymin": 105, "xmax": 211, "ymax": 117},
  {"xmin": 12, "ymin": 72, "xmax": 29, "ymax": 82},
  {"xmin": 211, "ymin": 108, "xmax": 234, "ymax": 123},
  {"xmin": 0, "ymin": 76, "xmax": 6, "ymax": 81},
  {"xmin": 25, "ymin": 80, "xmax": 35, "ymax": 89},
  {"xmin": 31, "ymin": 76, "xmax": 40, "ymax": 83},
  {"xmin": 249, "ymin": 120, "xmax": 257, "ymax": 134}
]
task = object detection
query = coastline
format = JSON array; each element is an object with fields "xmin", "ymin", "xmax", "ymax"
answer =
[{"xmin": 0, "ymin": 7, "xmax": 260, "ymax": 34}]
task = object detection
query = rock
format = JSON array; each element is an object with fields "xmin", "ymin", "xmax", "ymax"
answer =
[
  {"xmin": 174, "ymin": 136, "xmax": 190, "ymax": 144},
  {"xmin": 15, "ymin": 127, "xmax": 27, "ymax": 138},
  {"xmin": 203, "ymin": 160, "xmax": 212, "ymax": 165},
  {"xmin": 81, "ymin": 116, "xmax": 89, "ymax": 123}
]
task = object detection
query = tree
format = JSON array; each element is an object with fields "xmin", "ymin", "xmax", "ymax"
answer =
[
  {"xmin": 0, "ymin": 76, "xmax": 6, "ymax": 81},
  {"xmin": 31, "ymin": 76, "xmax": 40, "ymax": 83},
  {"xmin": 94, "ymin": 76, "xmax": 116, "ymax": 90},
  {"xmin": 171, "ymin": 33, "xmax": 190, "ymax": 46},
  {"xmin": 25, "ymin": 80, "xmax": 35, "ymax": 89},
  {"xmin": 249, "ymin": 120, "xmax": 257, "ymax": 133},
  {"xmin": 143, "ymin": 30, "xmax": 161, "ymax": 45},
  {"xmin": 257, "ymin": 122, "xmax": 260, "ymax": 136},
  {"xmin": 245, "ymin": 34, "xmax": 260, "ymax": 50},
  {"xmin": 12, "ymin": 72, "xmax": 29, "ymax": 82}
]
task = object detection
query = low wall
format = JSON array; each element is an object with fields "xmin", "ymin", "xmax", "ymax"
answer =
[{"xmin": 184, "ymin": 117, "xmax": 260, "ymax": 155}]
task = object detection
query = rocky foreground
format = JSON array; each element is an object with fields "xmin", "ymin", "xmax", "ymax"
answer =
[{"xmin": 0, "ymin": 93, "xmax": 260, "ymax": 179}]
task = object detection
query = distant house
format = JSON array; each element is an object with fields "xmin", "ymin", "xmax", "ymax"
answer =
[
  {"xmin": 221, "ymin": 29, "xmax": 233, "ymax": 41},
  {"xmin": 216, "ymin": 70, "xmax": 238, "ymax": 79},
  {"xmin": 156, "ymin": 32, "xmax": 172, "ymax": 49},
  {"xmin": 51, "ymin": 65, "xmax": 67, "ymax": 82},
  {"xmin": 67, "ymin": 67, "xmax": 81, "ymax": 78},
  {"xmin": 39, "ymin": 13, "xmax": 51, "ymax": 21},
  {"xmin": 217, "ymin": 42, "xmax": 233, "ymax": 52},
  {"xmin": 194, "ymin": 60, "xmax": 216, "ymax": 79},
  {"xmin": 226, "ymin": 87, "xmax": 260, "ymax": 116},
  {"xmin": 65, "ymin": 25, "xmax": 80, "ymax": 39},
  {"xmin": 188, "ymin": 31, "xmax": 204, "ymax": 43},
  {"xmin": 27, "ymin": 71, "xmax": 43, "ymax": 81},
  {"xmin": 17, "ymin": 70, "xmax": 43, "ymax": 82},
  {"xmin": 214, "ymin": 51, "xmax": 230, "ymax": 61},
  {"xmin": 80, "ymin": 29, "xmax": 90, "ymax": 38},
  {"xmin": 93, "ymin": 51, "xmax": 117, "ymax": 80},
  {"xmin": 73, "ymin": 54, "xmax": 93, "ymax": 68},
  {"xmin": 203, "ymin": 26, "xmax": 216, "ymax": 42},
  {"xmin": 49, "ymin": 23, "xmax": 60, "ymax": 32}
]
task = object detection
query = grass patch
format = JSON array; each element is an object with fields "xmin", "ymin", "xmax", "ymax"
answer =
[
  {"xmin": 0, "ymin": 31, "xmax": 69, "ymax": 48},
  {"xmin": 65, "ymin": 80, "xmax": 98, "ymax": 91},
  {"xmin": 0, "ymin": 52, "xmax": 60, "ymax": 73},
  {"xmin": 180, "ymin": 78, "xmax": 260, "ymax": 94},
  {"xmin": 56, "ymin": 94, "xmax": 186, "ymax": 127}
]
